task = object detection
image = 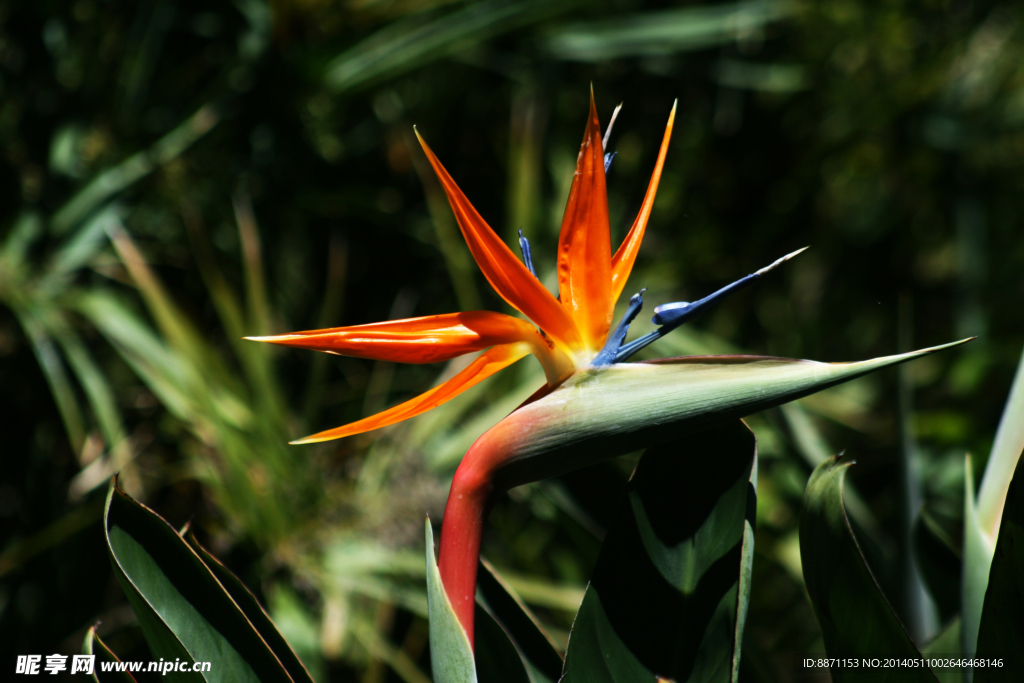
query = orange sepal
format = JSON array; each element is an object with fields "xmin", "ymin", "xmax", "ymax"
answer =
[
  {"xmin": 557, "ymin": 87, "xmax": 613, "ymax": 354},
  {"xmin": 247, "ymin": 311, "xmax": 542, "ymax": 365},
  {"xmin": 291, "ymin": 343, "xmax": 532, "ymax": 444},
  {"xmin": 414, "ymin": 130, "xmax": 585, "ymax": 359},
  {"xmin": 610, "ymin": 100, "xmax": 676, "ymax": 303}
]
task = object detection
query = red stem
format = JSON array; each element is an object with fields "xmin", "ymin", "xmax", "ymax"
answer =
[{"xmin": 436, "ymin": 432, "xmax": 506, "ymax": 649}]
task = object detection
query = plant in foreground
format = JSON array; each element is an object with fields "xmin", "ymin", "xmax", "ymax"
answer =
[
  {"xmin": 798, "ymin": 344, "xmax": 1024, "ymax": 682},
  {"xmin": 251, "ymin": 89, "xmax": 970, "ymax": 669}
]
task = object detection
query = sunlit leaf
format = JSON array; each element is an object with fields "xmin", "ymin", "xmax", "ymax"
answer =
[
  {"xmin": 544, "ymin": 0, "xmax": 793, "ymax": 61},
  {"xmin": 974, "ymin": 447, "xmax": 1024, "ymax": 681},
  {"xmin": 50, "ymin": 106, "xmax": 219, "ymax": 236},
  {"xmin": 486, "ymin": 342, "xmax": 970, "ymax": 489},
  {"xmin": 83, "ymin": 625, "xmax": 138, "ymax": 683},
  {"xmin": 104, "ymin": 478, "xmax": 295, "ymax": 682},
  {"xmin": 962, "ymin": 454, "xmax": 994, "ymax": 661},
  {"xmin": 183, "ymin": 531, "xmax": 316, "ymax": 683},
  {"xmin": 976, "ymin": 345, "xmax": 1024, "ymax": 537}
]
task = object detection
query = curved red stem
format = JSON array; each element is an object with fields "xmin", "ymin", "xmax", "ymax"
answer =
[{"xmin": 436, "ymin": 432, "xmax": 506, "ymax": 649}]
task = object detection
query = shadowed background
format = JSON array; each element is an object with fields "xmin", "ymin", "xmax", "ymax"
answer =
[{"xmin": 2, "ymin": 0, "xmax": 1023, "ymax": 680}]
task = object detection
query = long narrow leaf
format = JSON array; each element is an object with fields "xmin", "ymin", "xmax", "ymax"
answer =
[
  {"xmin": 974, "ymin": 447, "xmax": 1024, "ymax": 681},
  {"xmin": 544, "ymin": 0, "xmax": 793, "ymax": 62},
  {"xmin": 18, "ymin": 310, "xmax": 86, "ymax": 452},
  {"xmin": 183, "ymin": 531, "xmax": 316, "ymax": 683},
  {"xmin": 324, "ymin": 0, "xmax": 571, "ymax": 93},
  {"xmin": 976, "ymin": 344, "xmax": 1024, "ymax": 537},
  {"xmin": 104, "ymin": 478, "xmax": 295, "ymax": 683},
  {"xmin": 51, "ymin": 106, "xmax": 218, "ymax": 235}
]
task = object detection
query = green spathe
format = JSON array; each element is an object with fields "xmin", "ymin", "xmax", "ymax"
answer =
[
  {"xmin": 426, "ymin": 520, "xmax": 477, "ymax": 683},
  {"xmin": 482, "ymin": 340, "xmax": 972, "ymax": 489}
]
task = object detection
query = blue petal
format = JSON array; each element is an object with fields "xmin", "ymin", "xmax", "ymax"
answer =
[
  {"xmin": 592, "ymin": 290, "xmax": 645, "ymax": 366},
  {"xmin": 518, "ymin": 229, "xmax": 537, "ymax": 278},
  {"xmin": 614, "ymin": 247, "xmax": 808, "ymax": 362}
]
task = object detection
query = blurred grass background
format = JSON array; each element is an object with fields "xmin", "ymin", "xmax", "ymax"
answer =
[{"xmin": 1, "ymin": 0, "xmax": 1023, "ymax": 680}]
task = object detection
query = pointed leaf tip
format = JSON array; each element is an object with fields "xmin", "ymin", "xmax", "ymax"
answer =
[
  {"xmin": 799, "ymin": 456, "xmax": 933, "ymax": 676},
  {"xmin": 476, "ymin": 339, "xmax": 973, "ymax": 489}
]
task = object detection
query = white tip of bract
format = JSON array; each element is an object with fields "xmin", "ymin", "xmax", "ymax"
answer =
[
  {"xmin": 602, "ymin": 102, "xmax": 624, "ymax": 149},
  {"xmin": 755, "ymin": 246, "xmax": 809, "ymax": 276}
]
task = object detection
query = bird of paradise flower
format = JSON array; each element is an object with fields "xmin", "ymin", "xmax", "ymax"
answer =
[
  {"xmin": 250, "ymin": 91, "xmax": 798, "ymax": 443},
  {"xmin": 251, "ymin": 90, "xmax": 969, "ymax": 658}
]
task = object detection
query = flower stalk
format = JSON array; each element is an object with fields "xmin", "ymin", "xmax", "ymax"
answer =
[{"xmin": 436, "ymin": 341, "xmax": 972, "ymax": 643}]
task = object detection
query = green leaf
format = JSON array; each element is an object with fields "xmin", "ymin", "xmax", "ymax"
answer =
[
  {"xmin": 84, "ymin": 625, "xmax": 138, "ymax": 683},
  {"xmin": 562, "ymin": 420, "xmax": 757, "ymax": 682},
  {"xmin": 475, "ymin": 559, "xmax": 564, "ymax": 683},
  {"xmin": 483, "ymin": 341, "xmax": 971, "ymax": 489},
  {"xmin": 544, "ymin": 0, "xmax": 794, "ymax": 61},
  {"xmin": 425, "ymin": 518, "xmax": 477, "ymax": 683},
  {"xmin": 50, "ymin": 106, "xmax": 218, "ymax": 236},
  {"xmin": 323, "ymin": 0, "xmax": 571, "ymax": 94},
  {"xmin": 975, "ymin": 447, "xmax": 1024, "ymax": 681},
  {"xmin": 55, "ymin": 322, "xmax": 126, "ymax": 454},
  {"xmin": 104, "ymin": 478, "xmax": 296, "ymax": 682},
  {"xmin": 976, "ymin": 344, "xmax": 1024, "ymax": 537},
  {"xmin": 922, "ymin": 618, "xmax": 961, "ymax": 683},
  {"xmin": 17, "ymin": 310, "xmax": 86, "ymax": 452},
  {"xmin": 46, "ymin": 204, "xmax": 122, "ymax": 280},
  {"xmin": 913, "ymin": 509, "xmax": 962, "ymax": 624},
  {"xmin": 473, "ymin": 604, "xmax": 532, "ymax": 683},
  {"xmin": 962, "ymin": 454, "xmax": 994, "ymax": 661},
  {"xmin": 799, "ymin": 456, "xmax": 937, "ymax": 682},
  {"xmin": 965, "ymin": 343, "xmax": 1024, "ymax": 664},
  {"xmin": 183, "ymin": 531, "xmax": 316, "ymax": 683}
]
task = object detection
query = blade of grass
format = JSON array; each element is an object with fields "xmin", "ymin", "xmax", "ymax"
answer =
[
  {"xmin": 51, "ymin": 105, "xmax": 219, "ymax": 236},
  {"xmin": 55, "ymin": 321, "xmax": 126, "ymax": 456},
  {"xmin": 234, "ymin": 189, "xmax": 272, "ymax": 338},
  {"xmin": 18, "ymin": 310, "xmax": 86, "ymax": 452},
  {"xmin": 0, "ymin": 498, "xmax": 104, "ymax": 579},
  {"xmin": 350, "ymin": 618, "xmax": 432, "ymax": 683},
  {"xmin": 323, "ymin": 0, "xmax": 573, "ymax": 94},
  {"xmin": 544, "ymin": 0, "xmax": 794, "ymax": 62},
  {"xmin": 303, "ymin": 234, "xmax": 348, "ymax": 428}
]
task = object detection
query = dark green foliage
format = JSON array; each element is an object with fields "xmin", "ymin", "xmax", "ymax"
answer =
[
  {"xmin": 562, "ymin": 420, "xmax": 757, "ymax": 682},
  {"xmin": 84, "ymin": 626, "xmax": 139, "ymax": 683},
  {"xmin": 800, "ymin": 456, "xmax": 936, "ymax": 682},
  {"xmin": 104, "ymin": 477, "xmax": 305, "ymax": 682},
  {"xmin": 3, "ymin": 0, "xmax": 1024, "ymax": 679}
]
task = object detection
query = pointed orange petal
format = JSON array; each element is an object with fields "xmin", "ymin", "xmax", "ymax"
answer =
[
  {"xmin": 557, "ymin": 87, "xmax": 613, "ymax": 355},
  {"xmin": 610, "ymin": 101, "xmax": 676, "ymax": 303},
  {"xmin": 291, "ymin": 343, "xmax": 531, "ymax": 443},
  {"xmin": 415, "ymin": 130, "xmax": 585, "ymax": 359},
  {"xmin": 247, "ymin": 311, "xmax": 540, "ymax": 364}
]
